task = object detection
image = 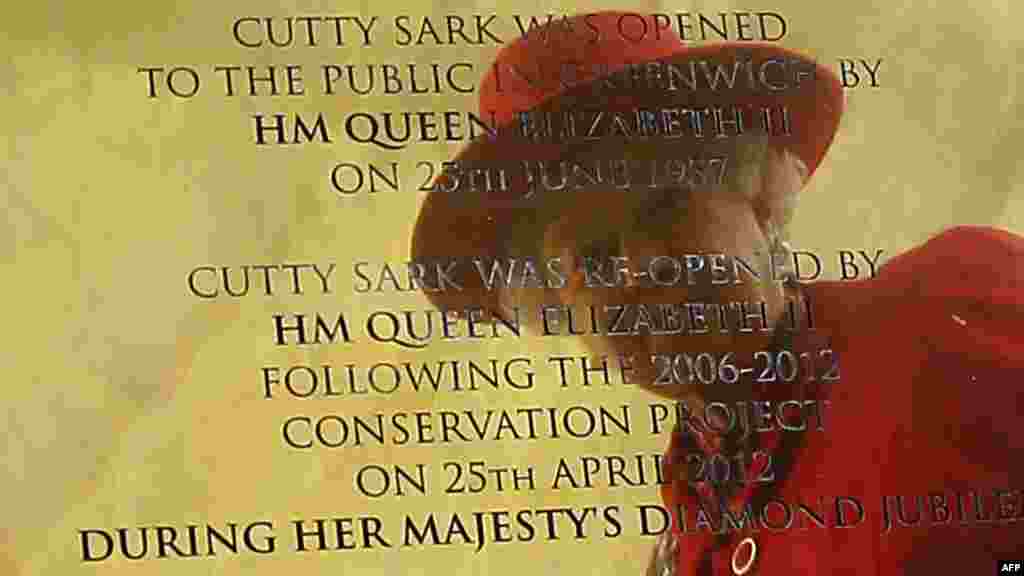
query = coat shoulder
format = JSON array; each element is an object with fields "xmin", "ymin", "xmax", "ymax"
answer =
[{"xmin": 878, "ymin": 225, "xmax": 1024, "ymax": 294}]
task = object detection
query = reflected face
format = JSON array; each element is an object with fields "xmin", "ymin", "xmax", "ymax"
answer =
[{"xmin": 539, "ymin": 145, "xmax": 808, "ymax": 400}]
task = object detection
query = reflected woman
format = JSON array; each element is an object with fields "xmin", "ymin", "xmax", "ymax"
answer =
[{"xmin": 412, "ymin": 11, "xmax": 1024, "ymax": 575}]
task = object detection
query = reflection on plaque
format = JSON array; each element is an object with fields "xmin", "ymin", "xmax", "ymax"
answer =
[
  {"xmin": 4, "ymin": 4, "xmax": 1022, "ymax": 576},
  {"xmin": 411, "ymin": 10, "xmax": 1024, "ymax": 575}
]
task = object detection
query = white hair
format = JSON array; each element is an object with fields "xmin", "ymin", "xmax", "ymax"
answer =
[{"xmin": 718, "ymin": 133, "xmax": 804, "ymax": 239}]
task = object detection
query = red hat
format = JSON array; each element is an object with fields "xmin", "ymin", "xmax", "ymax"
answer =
[{"xmin": 411, "ymin": 11, "xmax": 844, "ymax": 317}]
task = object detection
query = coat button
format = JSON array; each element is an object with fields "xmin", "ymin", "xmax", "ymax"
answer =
[{"xmin": 731, "ymin": 537, "xmax": 757, "ymax": 575}]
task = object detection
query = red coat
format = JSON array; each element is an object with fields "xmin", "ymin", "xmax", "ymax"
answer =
[{"xmin": 660, "ymin": 225, "xmax": 1024, "ymax": 575}]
